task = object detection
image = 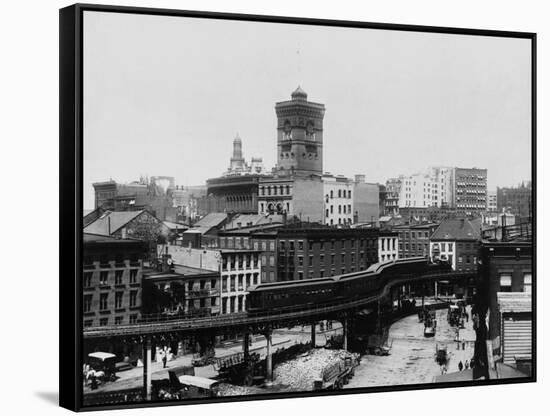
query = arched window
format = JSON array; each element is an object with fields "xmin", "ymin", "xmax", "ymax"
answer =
[
  {"xmin": 267, "ymin": 186, "xmax": 271, "ymax": 196},
  {"xmin": 338, "ymin": 190, "xmax": 341, "ymax": 198},
  {"xmin": 280, "ymin": 185, "xmax": 284, "ymax": 195},
  {"xmin": 286, "ymin": 185, "xmax": 290, "ymax": 195},
  {"xmin": 330, "ymin": 190, "xmax": 333, "ymax": 199}
]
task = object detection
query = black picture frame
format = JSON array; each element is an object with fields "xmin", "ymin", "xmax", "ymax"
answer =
[{"xmin": 60, "ymin": 3, "xmax": 537, "ymax": 412}]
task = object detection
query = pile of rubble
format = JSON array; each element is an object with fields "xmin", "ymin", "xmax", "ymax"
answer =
[{"xmin": 273, "ymin": 349, "xmax": 353, "ymax": 391}]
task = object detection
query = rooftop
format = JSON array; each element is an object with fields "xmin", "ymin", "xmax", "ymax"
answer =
[
  {"xmin": 144, "ymin": 264, "xmax": 217, "ymax": 280},
  {"xmin": 162, "ymin": 220, "xmax": 189, "ymax": 230},
  {"xmin": 83, "ymin": 233, "xmax": 143, "ymax": 245},
  {"xmin": 224, "ymin": 214, "xmax": 286, "ymax": 231},
  {"xmin": 83, "ymin": 210, "xmax": 146, "ymax": 236},
  {"xmin": 193, "ymin": 213, "xmax": 228, "ymax": 228},
  {"xmin": 430, "ymin": 219, "xmax": 481, "ymax": 241}
]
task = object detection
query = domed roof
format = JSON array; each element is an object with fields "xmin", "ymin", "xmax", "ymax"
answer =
[{"xmin": 291, "ymin": 86, "xmax": 308, "ymax": 100}]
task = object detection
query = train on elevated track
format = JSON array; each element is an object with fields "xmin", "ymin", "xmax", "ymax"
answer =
[{"xmin": 247, "ymin": 257, "xmax": 452, "ymax": 314}]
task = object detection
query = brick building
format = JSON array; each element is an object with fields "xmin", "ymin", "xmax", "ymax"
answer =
[
  {"xmin": 394, "ymin": 223, "xmax": 439, "ymax": 259},
  {"xmin": 82, "ymin": 233, "xmax": 148, "ymax": 327},
  {"xmin": 276, "ymin": 226, "xmax": 379, "ymax": 281},
  {"xmin": 474, "ymin": 222, "xmax": 533, "ymax": 378}
]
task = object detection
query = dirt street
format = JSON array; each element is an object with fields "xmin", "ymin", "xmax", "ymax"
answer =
[{"xmin": 345, "ymin": 306, "xmax": 475, "ymax": 388}]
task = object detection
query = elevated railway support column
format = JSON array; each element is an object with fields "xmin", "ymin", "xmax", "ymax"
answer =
[
  {"xmin": 397, "ymin": 286, "xmax": 402, "ymax": 310},
  {"xmin": 243, "ymin": 332, "xmax": 250, "ymax": 361},
  {"xmin": 142, "ymin": 336, "xmax": 152, "ymax": 401},
  {"xmin": 263, "ymin": 328, "xmax": 273, "ymax": 383},
  {"xmin": 311, "ymin": 323, "xmax": 316, "ymax": 348},
  {"xmin": 343, "ymin": 318, "xmax": 348, "ymax": 351}
]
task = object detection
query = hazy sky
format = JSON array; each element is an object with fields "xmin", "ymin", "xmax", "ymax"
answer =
[{"xmin": 83, "ymin": 11, "xmax": 532, "ymax": 209}]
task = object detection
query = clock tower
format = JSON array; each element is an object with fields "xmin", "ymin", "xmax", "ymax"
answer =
[{"xmin": 275, "ymin": 87, "xmax": 325, "ymax": 176}]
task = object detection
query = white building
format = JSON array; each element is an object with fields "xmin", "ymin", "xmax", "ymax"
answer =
[
  {"xmin": 165, "ymin": 245, "xmax": 261, "ymax": 314},
  {"xmin": 397, "ymin": 167, "xmax": 453, "ymax": 209},
  {"xmin": 429, "ymin": 241, "xmax": 456, "ymax": 270},
  {"xmin": 322, "ymin": 174, "xmax": 354, "ymax": 226},
  {"xmin": 378, "ymin": 233, "xmax": 399, "ymax": 263},
  {"xmin": 487, "ymin": 190, "xmax": 497, "ymax": 212}
]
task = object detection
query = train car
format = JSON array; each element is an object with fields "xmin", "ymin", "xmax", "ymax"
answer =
[
  {"xmin": 247, "ymin": 257, "xmax": 452, "ymax": 315},
  {"xmin": 246, "ymin": 277, "xmax": 340, "ymax": 313}
]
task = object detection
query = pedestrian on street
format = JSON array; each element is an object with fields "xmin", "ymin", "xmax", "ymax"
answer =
[
  {"xmin": 465, "ymin": 360, "xmax": 469, "ymax": 370},
  {"xmin": 162, "ymin": 351, "xmax": 167, "ymax": 368},
  {"xmin": 458, "ymin": 360, "xmax": 464, "ymax": 371}
]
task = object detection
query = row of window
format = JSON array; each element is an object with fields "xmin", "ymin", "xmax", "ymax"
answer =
[
  {"xmin": 222, "ymin": 254, "xmax": 260, "ymax": 270},
  {"xmin": 186, "ymin": 279, "xmax": 218, "ymax": 292},
  {"xmin": 326, "ymin": 189, "xmax": 352, "ymax": 199},
  {"xmin": 83, "ymin": 269, "xmax": 139, "ymax": 287},
  {"xmin": 325, "ymin": 218, "xmax": 353, "ymax": 226},
  {"xmin": 83, "ymin": 254, "xmax": 141, "ymax": 266},
  {"xmin": 499, "ymin": 273, "xmax": 532, "ymax": 293},
  {"xmin": 83, "ymin": 290, "xmax": 139, "ymax": 312},
  {"xmin": 218, "ymin": 237, "xmax": 277, "ymax": 252},
  {"xmin": 325, "ymin": 204, "xmax": 352, "ymax": 216},
  {"xmin": 400, "ymin": 242, "xmax": 429, "ymax": 252},
  {"xmin": 259, "ymin": 185, "xmax": 291, "ymax": 196},
  {"xmin": 398, "ymin": 231, "xmax": 431, "ymax": 240},
  {"xmin": 280, "ymin": 238, "xmax": 376, "ymax": 251},
  {"xmin": 221, "ymin": 274, "xmax": 260, "ymax": 292},
  {"xmin": 379, "ymin": 238, "xmax": 397, "ymax": 252},
  {"xmin": 279, "ymin": 264, "xmax": 367, "ymax": 281},
  {"xmin": 221, "ymin": 295, "xmax": 246, "ymax": 314}
]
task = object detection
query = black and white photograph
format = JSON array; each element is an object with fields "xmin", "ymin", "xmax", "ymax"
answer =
[{"xmin": 59, "ymin": 4, "xmax": 535, "ymax": 411}]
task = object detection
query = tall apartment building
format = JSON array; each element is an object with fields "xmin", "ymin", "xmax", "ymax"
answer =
[
  {"xmin": 395, "ymin": 167, "xmax": 453, "ymax": 209},
  {"xmin": 453, "ymin": 167, "xmax": 487, "ymax": 214},
  {"xmin": 389, "ymin": 166, "xmax": 485, "ymax": 215}
]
